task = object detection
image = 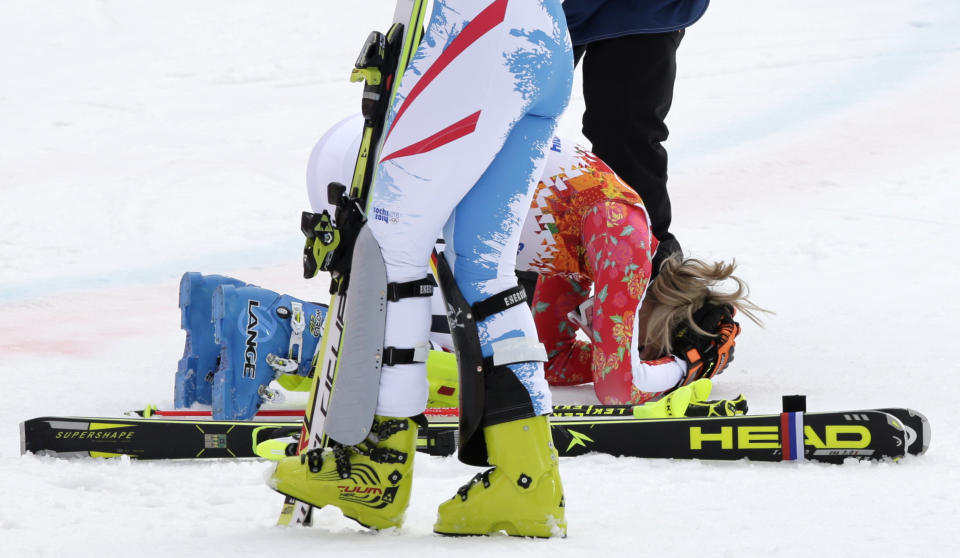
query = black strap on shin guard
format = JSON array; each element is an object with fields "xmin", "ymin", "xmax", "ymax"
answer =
[
  {"xmin": 381, "ymin": 274, "xmax": 435, "ymax": 367},
  {"xmin": 382, "ymin": 346, "xmax": 429, "ymax": 366},
  {"xmin": 469, "ymin": 285, "xmax": 527, "ymax": 322},
  {"xmin": 386, "ymin": 276, "xmax": 435, "ymax": 302}
]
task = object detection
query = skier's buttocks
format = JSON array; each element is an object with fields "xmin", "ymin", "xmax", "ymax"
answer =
[{"xmin": 268, "ymin": 0, "xmax": 574, "ymax": 537}]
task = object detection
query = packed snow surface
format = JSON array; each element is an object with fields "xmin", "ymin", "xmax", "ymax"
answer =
[{"xmin": 2, "ymin": 1, "xmax": 958, "ymax": 556}]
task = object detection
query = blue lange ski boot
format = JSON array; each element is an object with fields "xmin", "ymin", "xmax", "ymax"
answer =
[
  {"xmin": 211, "ymin": 284, "xmax": 327, "ymax": 420},
  {"xmin": 175, "ymin": 272, "xmax": 248, "ymax": 409}
]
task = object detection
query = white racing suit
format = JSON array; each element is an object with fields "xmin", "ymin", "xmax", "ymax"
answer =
[{"xmin": 356, "ymin": 0, "xmax": 571, "ymax": 419}]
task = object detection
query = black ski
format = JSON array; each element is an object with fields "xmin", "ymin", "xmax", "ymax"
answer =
[
  {"xmin": 21, "ymin": 407, "xmax": 922, "ymax": 464},
  {"xmin": 20, "ymin": 416, "xmax": 295, "ymax": 460},
  {"xmin": 425, "ymin": 409, "xmax": 911, "ymax": 464}
]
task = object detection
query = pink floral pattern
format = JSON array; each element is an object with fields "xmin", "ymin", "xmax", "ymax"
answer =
[{"xmin": 536, "ymin": 199, "xmax": 662, "ymax": 404}]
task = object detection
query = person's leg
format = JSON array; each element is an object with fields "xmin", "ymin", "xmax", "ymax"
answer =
[
  {"xmin": 368, "ymin": 0, "xmax": 572, "ymax": 419},
  {"xmin": 533, "ymin": 273, "xmax": 595, "ymax": 386},
  {"xmin": 446, "ymin": 113, "xmax": 561, "ymax": 416},
  {"xmin": 435, "ymin": 112, "xmax": 568, "ymax": 539},
  {"xmin": 582, "ymin": 200, "xmax": 680, "ymax": 405},
  {"xmin": 431, "ymin": 0, "xmax": 572, "ymax": 538},
  {"xmin": 271, "ymin": 0, "xmax": 572, "ymax": 533},
  {"xmin": 580, "ymin": 31, "xmax": 683, "ymax": 251}
]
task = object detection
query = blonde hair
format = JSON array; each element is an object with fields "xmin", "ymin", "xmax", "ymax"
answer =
[{"xmin": 643, "ymin": 255, "xmax": 770, "ymax": 355}]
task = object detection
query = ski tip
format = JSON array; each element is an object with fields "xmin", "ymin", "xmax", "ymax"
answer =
[
  {"xmin": 19, "ymin": 421, "xmax": 26, "ymax": 455},
  {"xmin": 879, "ymin": 407, "xmax": 931, "ymax": 455},
  {"xmin": 914, "ymin": 411, "xmax": 931, "ymax": 454},
  {"xmin": 884, "ymin": 412, "xmax": 906, "ymax": 433}
]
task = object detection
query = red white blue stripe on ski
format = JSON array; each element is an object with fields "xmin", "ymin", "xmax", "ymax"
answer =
[{"xmin": 780, "ymin": 411, "xmax": 805, "ymax": 461}]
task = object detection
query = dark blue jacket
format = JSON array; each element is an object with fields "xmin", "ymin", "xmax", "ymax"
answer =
[{"xmin": 563, "ymin": 0, "xmax": 709, "ymax": 46}]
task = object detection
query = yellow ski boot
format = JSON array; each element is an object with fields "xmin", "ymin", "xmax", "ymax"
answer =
[
  {"xmin": 267, "ymin": 415, "xmax": 418, "ymax": 530},
  {"xmin": 434, "ymin": 415, "xmax": 566, "ymax": 538}
]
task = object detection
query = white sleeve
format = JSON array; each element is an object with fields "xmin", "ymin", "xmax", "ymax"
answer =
[{"xmin": 630, "ymin": 354, "xmax": 687, "ymax": 393}]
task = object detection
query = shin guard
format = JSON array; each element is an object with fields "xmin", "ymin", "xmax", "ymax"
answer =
[{"xmin": 433, "ymin": 252, "xmax": 546, "ymax": 466}]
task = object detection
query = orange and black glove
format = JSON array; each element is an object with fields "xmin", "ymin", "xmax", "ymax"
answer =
[{"xmin": 671, "ymin": 303, "xmax": 741, "ymax": 386}]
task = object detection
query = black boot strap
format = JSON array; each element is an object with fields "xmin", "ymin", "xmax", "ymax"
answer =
[
  {"xmin": 372, "ymin": 417, "xmax": 410, "ymax": 439},
  {"xmin": 368, "ymin": 447, "xmax": 408, "ymax": 464},
  {"xmin": 456, "ymin": 468, "xmax": 494, "ymax": 501},
  {"xmin": 332, "ymin": 444, "xmax": 351, "ymax": 479},
  {"xmin": 303, "ymin": 447, "xmax": 324, "ymax": 474}
]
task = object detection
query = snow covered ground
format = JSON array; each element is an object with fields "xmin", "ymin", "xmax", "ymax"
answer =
[{"xmin": 2, "ymin": 1, "xmax": 959, "ymax": 555}]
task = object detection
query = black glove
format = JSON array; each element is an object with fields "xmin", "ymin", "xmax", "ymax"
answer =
[{"xmin": 671, "ymin": 303, "xmax": 741, "ymax": 385}]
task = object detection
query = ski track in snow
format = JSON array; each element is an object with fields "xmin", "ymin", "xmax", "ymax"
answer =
[{"xmin": 2, "ymin": 1, "xmax": 959, "ymax": 556}]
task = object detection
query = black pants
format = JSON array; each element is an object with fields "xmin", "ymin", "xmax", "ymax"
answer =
[
  {"xmin": 518, "ymin": 31, "xmax": 685, "ymax": 298},
  {"xmin": 573, "ymin": 30, "xmax": 684, "ymax": 248}
]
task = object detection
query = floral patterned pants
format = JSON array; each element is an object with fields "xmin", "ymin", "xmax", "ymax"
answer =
[{"xmin": 533, "ymin": 200, "xmax": 670, "ymax": 404}]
